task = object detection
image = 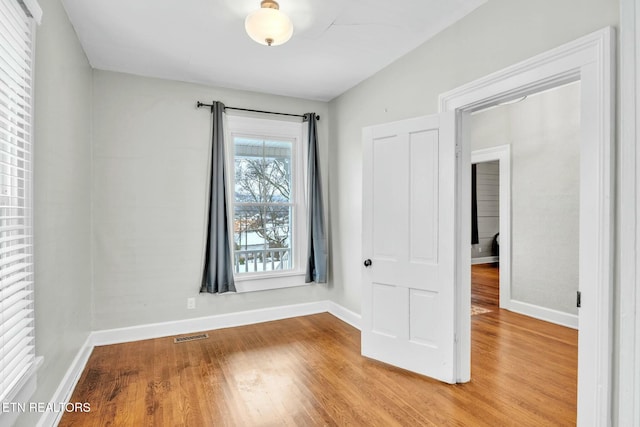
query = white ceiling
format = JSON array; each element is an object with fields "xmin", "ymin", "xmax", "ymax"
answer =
[{"xmin": 61, "ymin": 0, "xmax": 486, "ymax": 101}]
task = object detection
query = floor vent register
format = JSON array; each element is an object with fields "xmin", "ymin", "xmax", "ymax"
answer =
[{"xmin": 174, "ymin": 333, "xmax": 209, "ymax": 343}]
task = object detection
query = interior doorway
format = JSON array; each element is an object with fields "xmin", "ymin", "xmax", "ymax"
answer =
[
  {"xmin": 471, "ymin": 161, "xmax": 500, "ymax": 266},
  {"xmin": 468, "ymin": 83, "xmax": 582, "ymax": 420},
  {"xmin": 440, "ymin": 28, "xmax": 614, "ymax": 424},
  {"xmin": 470, "ymin": 158, "xmax": 501, "ymax": 316},
  {"xmin": 469, "ymin": 83, "xmax": 580, "ymax": 326},
  {"xmin": 470, "ymin": 144, "xmax": 511, "ymax": 311},
  {"xmin": 470, "ymin": 158, "xmax": 501, "ymax": 317}
]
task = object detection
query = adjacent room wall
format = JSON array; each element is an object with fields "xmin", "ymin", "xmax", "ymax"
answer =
[
  {"xmin": 91, "ymin": 70, "xmax": 330, "ymax": 330},
  {"xmin": 16, "ymin": 0, "xmax": 94, "ymax": 425},
  {"xmin": 328, "ymin": 0, "xmax": 618, "ymax": 314},
  {"xmin": 470, "ymin": 83, "xmax": 581, "ymax": 315}
]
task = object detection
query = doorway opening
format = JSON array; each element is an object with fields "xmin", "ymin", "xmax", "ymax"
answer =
[
  {"xmin": 440, "ymin": 28, "xmax": 614, "ymax": 424},
  {"xmin": 470, "ymin": 144, "xmax": 511, "ymax": 315},
  {"xmin": 469, "ymin": 82, "xmax": 580, "ymax": 327},
  {"xmin": 469, "ymin": 82, "xmax": 582, "ymax": 420},
  {"xmin": 470, "ymin": 158, "xmax": 501, "ymax": 316}
]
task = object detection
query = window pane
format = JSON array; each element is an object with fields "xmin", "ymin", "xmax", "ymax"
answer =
[
  {"xmin": 262, "ymin": 205, "xmax": 291, "ymax": 249},
  {"xmin": 233, "ymin": 204, "xmax": 293, "ymax": 273},
  {"xmin": 234, "ymin": 137, "xmax": 292, "ymax": 204},
  {"xmin": 233, "ymin": 136, "xmax": 294, "ymax": 274}
]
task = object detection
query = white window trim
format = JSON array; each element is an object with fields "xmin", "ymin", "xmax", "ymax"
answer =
[{"xmin": 224, "ymin": 114, "xmax": 309, "ymax": 292}]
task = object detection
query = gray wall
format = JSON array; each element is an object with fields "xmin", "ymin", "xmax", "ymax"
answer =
[
  {"xmin": 17, "ymin": 0, "xmax": 94, "ymax": 425},
  {"xmin": 91, "ymin": 70, "xmax": 331, "ymax": 330},
  {"xmin": 470, "ymin": 83, "xmax": 580, "ymax": 315},
  {"xmin": 328, "ymin": 0, "xmax": 618, "ymax": 314},
  {"xmin": 472, "ymin": 161, "xmax": 499, "ymax": 260}
]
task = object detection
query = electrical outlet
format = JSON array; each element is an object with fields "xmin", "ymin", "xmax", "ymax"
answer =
[
  {"xmin": 187, "ymin": 297, "xmax": 196, "ymax": 310},
  {"xmin": 479, "ymin": 247, "xmax": 482, "ymax": 252}
]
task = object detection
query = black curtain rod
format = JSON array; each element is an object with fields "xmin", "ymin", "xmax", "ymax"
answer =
[{"xmin": 196, "ymin": 101, "xmax": 319, "ymax": 121}]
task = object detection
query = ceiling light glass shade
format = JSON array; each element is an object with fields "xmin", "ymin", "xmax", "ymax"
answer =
[{"xmin": 245, "ymin": 3, "xmax": 293, "ymax": 47}]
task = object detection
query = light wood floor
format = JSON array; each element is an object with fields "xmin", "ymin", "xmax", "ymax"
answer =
[{"xmin": 60, "ymin": 265, "xmax": 577, "ymax": 426}]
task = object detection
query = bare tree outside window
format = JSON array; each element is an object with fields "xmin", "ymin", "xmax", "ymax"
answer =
[{"xmin": 233, "ymin": 138, "xmax": 294, "ymax": 272}]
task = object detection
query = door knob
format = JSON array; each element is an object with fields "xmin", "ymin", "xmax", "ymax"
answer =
[{"xmin": 364, "ymin": 259, "xmax": 372, "ymax": 267}]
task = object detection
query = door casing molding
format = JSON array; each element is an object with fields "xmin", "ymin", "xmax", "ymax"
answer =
[
  {"xmin": 439, "ymin": 27, "xmax": 614, "ymax": 425},
  {"xmin": 618, "ymin": 0, "xmax": 640, "ymax": 424}
]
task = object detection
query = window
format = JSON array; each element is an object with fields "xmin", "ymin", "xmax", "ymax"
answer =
[
  {"xmin": 226, "ymin": 115, "xmax": 306, "ymax": 288},
  {"xmin": 234, "ymin": 137, "xmax": 294, "ymax": 272},
  {"xmin": 1, "ymin": 0, "xmax": 41, "ymax": 405}
]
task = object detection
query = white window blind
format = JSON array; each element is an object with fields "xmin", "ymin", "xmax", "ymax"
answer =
[{"xmin": 0, "ymin": 0, "xmax": 36, "ymax": 403}]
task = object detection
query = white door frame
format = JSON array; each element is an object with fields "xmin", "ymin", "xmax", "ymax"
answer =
[
  {"xmin": 471, "ymin": 145, "xmax": 511, "ymax": 310},
  {"xmin": 440, "ymin": 27, "xmax": 614, "ymax": 425},
  {"xmin": 619, "ymin": 0, "xmax": 640, "ymax": 424}
]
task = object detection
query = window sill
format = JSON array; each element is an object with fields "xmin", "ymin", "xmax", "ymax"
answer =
[{"xmin": 234, "ymin": 271, "xmax": 309, "ymax": 293}]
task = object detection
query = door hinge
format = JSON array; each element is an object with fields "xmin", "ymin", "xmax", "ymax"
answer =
[{"xmin": 576, "ymin": 291, "xmax": 581, "ymax": 308}]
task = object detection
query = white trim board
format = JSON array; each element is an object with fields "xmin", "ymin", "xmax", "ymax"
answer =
[
  {"xmin": 619, "ymin": 0, "xmax": 640, "ymax": 425},
  {"xmin": 440, "ymin": 27, "xmax": 614, "ymax": 426},
  {"xmin": 36, "ymin": 337, "xmax": 93, "ymax": 427},
  {"xmin": 90, "ymin": 301, "xmax": 362, "ymax": 347},
  {"xmin": 507, "ymin": 300, "xmax": 578, "ymax": 330},
  {"xmin": 327, "ymin": 301, "xmax": 362, "ymax": 330},
  {"xmin": 92, "ymin": 301, "xmax": 330, "ymax": 346}
]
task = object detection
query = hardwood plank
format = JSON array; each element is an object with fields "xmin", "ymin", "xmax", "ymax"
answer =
[
  {"xmin": 471, "ymin": 263, "xmax": 500, "ymax": 310},
  {"xmin": 61, "ymin": 272, "xmax": 576, "ymax": 426}
]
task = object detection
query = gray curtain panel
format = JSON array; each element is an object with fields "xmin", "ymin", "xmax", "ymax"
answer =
[
  {"xmin": 304, "ymin": 113, "xmax": 327, "ymax": 283},
  {"xmin": 201, "ymin": 101, "xmax": 236, "ymax": 293}
]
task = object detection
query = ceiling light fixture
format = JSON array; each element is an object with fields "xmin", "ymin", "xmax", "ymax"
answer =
[{"xmin": 245, "ymin": 0, "xmax": 293, "ymax": 47}]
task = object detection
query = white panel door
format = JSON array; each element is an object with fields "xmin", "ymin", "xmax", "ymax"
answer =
[{"xmin": 362, "ymin": 113, "xmax": 456, "ymax": 383}]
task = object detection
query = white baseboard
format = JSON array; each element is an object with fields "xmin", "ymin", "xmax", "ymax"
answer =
[
  {"xmin": 507, "ymin": 299, "xmax": 578, "ymax": 329},
  {"xmin": 328, "ymin": 301, "xmax": 362, "ymax": 330},
  {"xmin": 36, "ymin": 336, "xmax": 94, "ymax": 427},
  {"xmin": 471, "ymin": 256, "xmax": 499, "ymax": 265},
  {"xmin": 91, "ymin": 300, "xmax": 330, "ymax": 346}
]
